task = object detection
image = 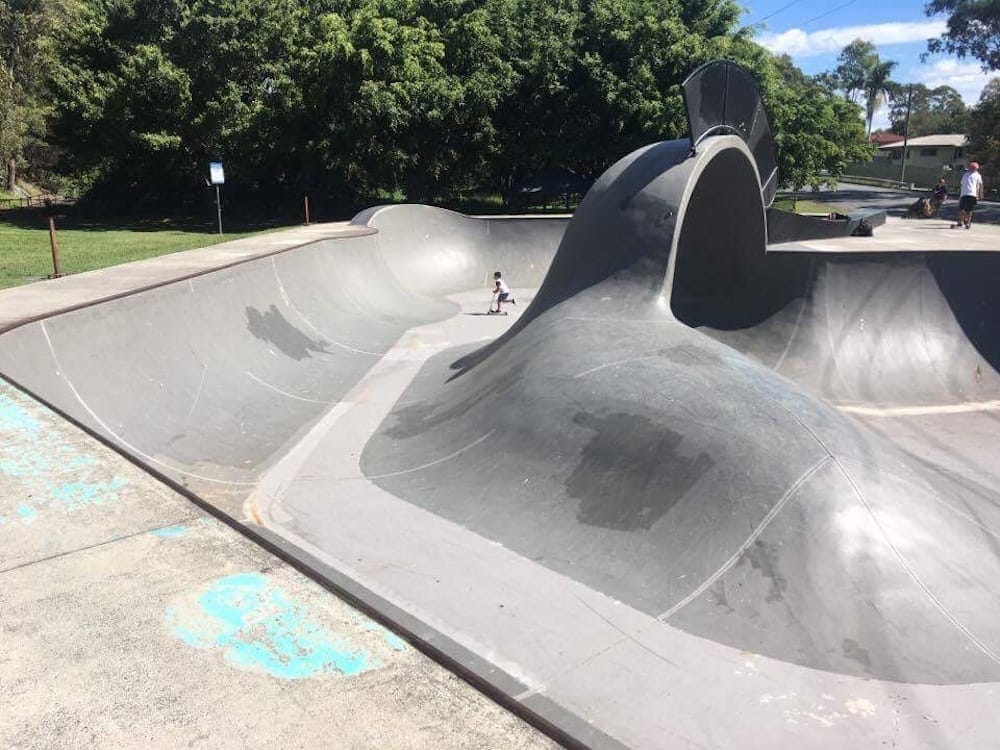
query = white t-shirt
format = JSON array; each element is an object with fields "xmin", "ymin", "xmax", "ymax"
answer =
[
  {"xmin": 961, "ymin": 169, "xmax": 983, "ymax": 198},
  {"xmin": 495, "ymin": 278, "xmax": 510, "ymax": 294}
]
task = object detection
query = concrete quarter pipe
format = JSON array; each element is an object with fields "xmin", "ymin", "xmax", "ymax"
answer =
[{"xmin": 2, "ymin": 62, "xmax": 999, "ymax": 748}]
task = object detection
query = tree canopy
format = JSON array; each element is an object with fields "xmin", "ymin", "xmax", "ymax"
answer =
[
  {"xmin": 820, "ymin": 39, "xmax": 899, "ymax": 135},
  {"xmin": 888, "ymin": 84, "xmax": 969, "ymax": 136},
  {"xmin": 968, "ymin": 78, "xmax": 1000, "ymax": 183},
  {"xmin": 926, "ymin": 0, "xmax": 1000, "ymax": 71},
  {"xmin": 8, "ymin": 0, "xmax": 875, "ymax": 204}
]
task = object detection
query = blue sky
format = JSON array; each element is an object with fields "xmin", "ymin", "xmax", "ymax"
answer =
[{"xmin": 743, "ymin": 0, "xmax": 997, "ymax": 129}]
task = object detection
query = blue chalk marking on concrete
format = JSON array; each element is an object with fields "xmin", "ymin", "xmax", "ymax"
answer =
[
  {"xmin": 0, "ymin": 387, "xmax": 130, "ymax": 523},
  {"xmin": 17, "ymin": 504, "xmax": 38, "ymax": 522},
  {"xmin": 151, "ymin": 524, "xmax": 188, "ymax": 538},
  {"xmin": 51, "ymin": 476, "xmax": 126, "ymax": 510},
  {"xmin": 0, "ymin": 392, "xmax": 41, "ymax": 435},
  {"xmin": 168, "ymin": 573, "xmax": 378, "ymax": 679},
  {"xmin": 0, "ymin": 515, "xmax": 6, "ymax": 525}
]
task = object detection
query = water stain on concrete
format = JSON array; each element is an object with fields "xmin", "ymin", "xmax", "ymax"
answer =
[
  {"xmin": 167, "ymin": 573, "xmax": 380, "ymax": 679},
  {"xmin": 567, "ymin": 410, "xmax": 715, "ymax": 531}
]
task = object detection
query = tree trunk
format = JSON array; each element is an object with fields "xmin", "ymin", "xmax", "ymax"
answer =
[{"xmin": 5, "ymin": 156, "xmax": 15, "ymax": 192}]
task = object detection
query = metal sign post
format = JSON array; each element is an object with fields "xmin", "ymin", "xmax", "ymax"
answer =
[{"xmin": 209, "ymin": 162, "xmax": 225, "ymax": 234}]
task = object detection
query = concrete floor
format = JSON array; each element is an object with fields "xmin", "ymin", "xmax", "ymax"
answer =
[{"xmin": 0, "ymin": 308, "xmax": 555, "ymax": 749}]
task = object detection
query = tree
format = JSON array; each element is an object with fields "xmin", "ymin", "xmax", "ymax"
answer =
[
  {"xmin": 967, "ymin": 78, "xmax": 1000, "ymax": 186},
  {"xmin": 42, "ymin": 0, "xmax": 877, "ymax": 204},
  {"xmin": 0, "ymin": 0, "xmax": 73, "ymax": 190},
  {"xmin": 766, "ymin": 53, "xmax": 872, "ymax": 190},
  {"xmin": 833, "ymin": 39, "xmax": 878, "ymax": 102},
  {"xmin": 863, "ymin": 59, "xmax": 898, "ymax": 134},
  {"xmin": 926, "ymin": 0, "xmax": 1000, "ymax": 71},
  {"xmin": 888, "ymin": 84, "xmax": 968, "ymax": 135},
  {"xmin": 820, "ymin": 39, "xmax": 898, "ymax": 135}
]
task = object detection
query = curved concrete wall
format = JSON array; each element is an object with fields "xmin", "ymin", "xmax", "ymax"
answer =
[
  {"xmin": 361, "ymin": 136, "xmax": 1000, "ymax": 684},
  {"xmin": 0, "ymin": 207, "xmax": 568, "ymax": 511}
]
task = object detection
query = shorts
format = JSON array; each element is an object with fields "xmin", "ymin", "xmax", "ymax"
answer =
[
  {"xmin": 498, "ymin": 292, "xmax": 510, "ymax": 301},
  {"xmin": 959, "ymin": 195, "xmax": 978, "ymax": 212}
]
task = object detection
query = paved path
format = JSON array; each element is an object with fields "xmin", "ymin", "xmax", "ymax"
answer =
[
  {"xmin": 0, "ymin": 222, "xmax": 370, "ymax": 331},
  {"xmin": 787, "ymin": 182, "xmax": 1000, "ymax": 224}
]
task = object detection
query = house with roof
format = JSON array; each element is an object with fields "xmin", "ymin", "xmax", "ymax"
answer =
[
  {"xmin": 875, "ymin": 134, "xmax": 968, "ymax": 172},
  {"xmin": 849, "ymin": 133, "xmax": 972, "ymax": 189},
  {"xmin": 870, "ymin": 131, "xmax": 904, "ymax": 147}
]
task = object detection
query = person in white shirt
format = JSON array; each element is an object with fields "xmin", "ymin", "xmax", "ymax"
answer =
[
  {"xmin": 490, "ymin": 271, "xmax": 516, "ymax": 314},
  {"xmin": 954, "ymin": 161, "xmax": 984, "ymax": 230}
]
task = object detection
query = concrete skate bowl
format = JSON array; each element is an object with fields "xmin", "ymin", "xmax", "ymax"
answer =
[
  {"xmin": 0, "ymin": 208, "xmax": 567, "ymax": 513},
  {"xmin": 3, "ymin": 80, "xmax": 1000, "ymax": 750}
]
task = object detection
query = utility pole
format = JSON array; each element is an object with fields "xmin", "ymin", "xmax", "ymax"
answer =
[{"xmin": 900, "ymin": 83, "xmax": 913, "ymax": 186}]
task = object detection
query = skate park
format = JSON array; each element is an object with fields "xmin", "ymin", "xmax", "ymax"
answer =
[{"xmin": 2, "ymin": 62, "xmax": 1000, "ymax": 748}]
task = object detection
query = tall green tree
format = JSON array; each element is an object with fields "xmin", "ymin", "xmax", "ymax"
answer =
[
  {"xmin": 926, "ymin": 0, "xmax": 1000, "ymax": 70},
  {"xmin": 766, "ymin": 53, "xmax": 872, "ymax": 190},
  {"xmin": 42, "ymin": 0, "xmax": 877, "ymax": 204},
  {"xmin": 863, "ymin": 59, "xmax": 897, "ymax": 134},
  {"xmin": 0, "ymin": 0, "xmax": 73, "ymax": 190},
  {"xmin": 968, "ymin": 77, "xmax": 1000, "ymax": 186},
  {"xmin": 888, "ymin": 84, "xmax": 968, "ymax": 135},
  {"xmin": 833, "ymin": 39, "xmax": 878, "ymax": 102}
]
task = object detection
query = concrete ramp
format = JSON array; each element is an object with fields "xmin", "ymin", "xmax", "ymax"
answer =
[
  {"xmin": 2, "ymin": 129, "xmax": 999, "ymax": 749},
  {"xmin": 0, "ymin": 208, "xmax": 566, "ymax": 512}
]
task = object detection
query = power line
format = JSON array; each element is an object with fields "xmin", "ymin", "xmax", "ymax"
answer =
[
  {"xmin": 802, "ymin": 0, "xmax": 862, "ymax": 26},
  {"xmin": 755, "ymin": 0, "xmax": 809, "ymax": 25}
]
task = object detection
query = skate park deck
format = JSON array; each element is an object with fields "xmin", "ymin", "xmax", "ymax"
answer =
[{"xmin": 3, "ymin": 128, "xmax": 1000, "ymax": 747}]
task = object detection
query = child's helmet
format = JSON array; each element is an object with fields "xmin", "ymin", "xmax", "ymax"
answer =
[{"xmin": 494, "ymin": 271, "xmax": 502, "ymax": 278}]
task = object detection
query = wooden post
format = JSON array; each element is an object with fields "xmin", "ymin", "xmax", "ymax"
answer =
[
  {"xmin": 48, "ymin": 216, "xmax": 64, "ymax": 278},
  {"xmin": 304, "ymin": 195, "xmax": 311, "ymax": 225}
]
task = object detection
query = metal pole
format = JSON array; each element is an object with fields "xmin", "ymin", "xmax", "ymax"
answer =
[
  {"xmin": 48, "ymin": 216, "xmax": 63, "ymax": 278},
  {"xmin": 304, "ymin": 195, "xmax": 310, "ymax": 225},
  {"xmin": 215, "ymin": 184, "xmax": 223, "ymax": 235},
  {"xmin": 900, "ymin": 83, "xmax": 912, "ymax": 186}
]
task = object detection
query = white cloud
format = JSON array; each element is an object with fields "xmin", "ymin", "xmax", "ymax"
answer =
[
  {"xmin": 912, "ymin": 58, "xmax": 998, "ymax": 106},
  {"xmin": 760, "ymin": 21, "xmax": 947, "ymax": 57}
]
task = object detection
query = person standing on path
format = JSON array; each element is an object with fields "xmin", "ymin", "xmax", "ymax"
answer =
[{"xmin": 953, "ymin": 162, "xmax": 984, "ymax": 229}]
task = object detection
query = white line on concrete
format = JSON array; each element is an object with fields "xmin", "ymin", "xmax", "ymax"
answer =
[
  {"xmin": 40, "ymin": 322, "xmax": 257, "ymax": 487},
  {"xmin": 245, "ymin": 371, "xmax": 335, "ymax": 405},
  {"xmin": 573, "ymin": 355, "xmax": 663, "ymax": 379},
  {"xmin": 835, "ymin": 459, "xmax": 1000, "ymax": 666},
  {"xmin": 773, "ymin": 295, "xmax": 808, "ymax": 373},
  {"xmin": 365, "ymin": 430, "xmax": 497, "ymax": 480},
  {"xmin": 657, "ymin": 455, "xmax": 832, "ymax": 621},
  {"xmin": 186, "ymin": 364, "xmax": 208, "ymax": 418},
  {"xmin": 270, "ymin": 257, "xmax": 381, "ymax": 356},
  {"xmin": 838, "ymin": 400, "xmax": 1000, "ymax": 417}
]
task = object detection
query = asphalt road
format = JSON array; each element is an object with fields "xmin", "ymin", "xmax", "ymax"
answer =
[{"xmin": 785, "ymin": 182, "xmax": 1000, "ymax": 224}]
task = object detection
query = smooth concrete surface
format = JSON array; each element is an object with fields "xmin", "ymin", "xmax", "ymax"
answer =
[
  {"xmin": 776, "ymin": 214, "xmax": 1000, "ymax": 253},
  {"xmin": 0, "ymin": 382, "xmax": 556, "ymax": 750},
  {"xmin": 2, "ymin": 138, "xmax": 1000, "ymax": 748}
]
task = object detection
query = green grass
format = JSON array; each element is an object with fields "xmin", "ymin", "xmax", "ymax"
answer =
[
  {"xmin": 0, "ymin": 214, "xmax": 286, "ymax": 289},
  {"xmin": 773, "ymin": 197, "xmax": 835, "ymax": 214}
]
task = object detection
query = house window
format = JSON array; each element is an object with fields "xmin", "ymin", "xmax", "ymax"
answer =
[{"xmin": 920, "ymin": 147, "xmax": 937, "ymax": 157}]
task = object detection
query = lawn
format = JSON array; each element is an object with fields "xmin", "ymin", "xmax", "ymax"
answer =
[
  {"xmin": 0, "ymin": 214, "xmax": 285, "ymax": 289},
  {"xmin": 772, "ymin": 197, "xmax": 834, "ymax": 214}
]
